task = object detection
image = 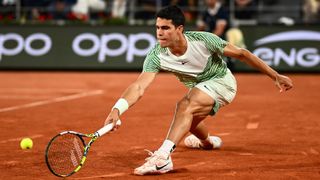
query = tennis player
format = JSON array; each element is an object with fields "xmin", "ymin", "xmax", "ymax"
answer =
[{"xmin": 104, "ymin": 5, "xmax": 293, "ymax": 175}]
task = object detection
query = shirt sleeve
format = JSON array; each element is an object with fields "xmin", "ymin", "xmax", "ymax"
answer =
[
  {"xmin": 142, "ymin": 47, "xmax": 161, "ymax": 73},
  {"xmin": 202, "ymin": 32, "xmax": 228, "ymax": 55}
]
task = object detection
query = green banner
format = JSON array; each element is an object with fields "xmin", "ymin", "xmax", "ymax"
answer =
[
  {"xmin": 235, "ymin": 26, "xmax": 320, "ymax": 72},
  {"xmin": 0, "ymin": 26, "xmax": 156, "ymax": 70},
  {"xmin": 0, "ymin": 25, "xmax": 319, "ymax": 72}
]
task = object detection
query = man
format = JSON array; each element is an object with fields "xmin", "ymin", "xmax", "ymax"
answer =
[
  {"xmin": 104, "ymin": 5, "xmax": 293, "ymax": 175},
  {"xmin": 197, "ymin": 0, "xmax": 229, "ymax": 39}
]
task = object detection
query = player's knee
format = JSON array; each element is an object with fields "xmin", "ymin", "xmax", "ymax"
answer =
[
  {"xmin": 176, "ymin": 98, "xmax": 198, "ymax": 115},
  {"xmin": 176, "ymin": 98, "xmax": 190, "ymax": 113}
]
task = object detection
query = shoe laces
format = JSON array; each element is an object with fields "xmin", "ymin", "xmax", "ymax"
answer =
[{"xmin": 143, "ymin": 149, "xmax": 167, "ymax": 166}]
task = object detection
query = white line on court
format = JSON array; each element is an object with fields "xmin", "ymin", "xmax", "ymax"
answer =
[
  {"xmin": 246, "ymin": 122, "xmax": 259, "ymax": 129},
  {"xmin": 184, "ymin": 161, "xmax": 207, "ymax": 168},
  {"xmin": 0, "ymin": 95, "xmax": 58, "ymax": 99},
  {"xmin": 72, "ymin": 173, "xmax": 126, "ymax": 179},
  {"xmin": 0, "ymin": 90, "xmax": 104, "ymax": 113},
  {"xmin": 0, "ymin": 134, "xmax": 43, "ymax": 144},
  {"xmin": 216, "ymin": 132, "xmax": 231, "ymax": 136},
  {"xmin": 0, "ymin": 88, "xmax": 87, "ymax": 93}
]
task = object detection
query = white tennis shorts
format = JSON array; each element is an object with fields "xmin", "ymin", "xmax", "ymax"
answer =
[{"xmin": 195, "ymin": 69, "xmax": 237, "ymax": 115}]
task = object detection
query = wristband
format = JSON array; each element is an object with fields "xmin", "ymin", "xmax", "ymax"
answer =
[{"xmin": 112, "ymin": 98, "xmax": 129, "ymax": 115}]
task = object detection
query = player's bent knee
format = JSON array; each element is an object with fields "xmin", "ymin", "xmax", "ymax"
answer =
[
  {"xmin": 176, "ymin": 98, "xmax": 204, "ymax": 115},
  {"xmin": 176, "ymin": 98, "xmax": 192, "ymax": 113}
]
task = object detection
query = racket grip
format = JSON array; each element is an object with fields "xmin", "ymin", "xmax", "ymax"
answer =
[{"xmin": 96, "ymin": 120, "xmax": 121, "ymax": 137}]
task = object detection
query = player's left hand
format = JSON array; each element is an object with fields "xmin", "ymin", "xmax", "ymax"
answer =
[{"xmin": 275, "ymin": 74, "xmax": 293, "ymax": 92}]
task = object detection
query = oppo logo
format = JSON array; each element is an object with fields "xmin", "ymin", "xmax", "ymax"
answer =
[
  {"xmin": 0, "ymin": 33, "xmax": 52, "ymax": 60},
  {"xmin": 253, "ymin": 30, "xmax": 320, "ymax": 67},
  {"xmin": 72, "ymin": 33, "xmax": 156, "ymax": 63}
]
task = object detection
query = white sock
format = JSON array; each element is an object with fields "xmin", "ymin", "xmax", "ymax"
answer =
[{"xmin": 158, "ymin": 139, "xmax": 176, "ymax": 156}]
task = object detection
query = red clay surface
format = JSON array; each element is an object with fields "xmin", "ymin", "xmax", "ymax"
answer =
[{"xmin": 0, "ymin": 71, "xmax": 319, "ymax": 180}]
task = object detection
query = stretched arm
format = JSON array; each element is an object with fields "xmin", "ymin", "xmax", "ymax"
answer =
[
  {"xmin": 223, "ymin": 43, "xmax": 293, "ymax": 92},
  {"xmin": 104, "ymin": 72, "xmax": 157, "ymax": 127}
]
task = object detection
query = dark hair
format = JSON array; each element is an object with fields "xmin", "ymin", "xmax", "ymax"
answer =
[{"xmin": 156, "ymin": 5, "xmax": 185, "ymax": 27}]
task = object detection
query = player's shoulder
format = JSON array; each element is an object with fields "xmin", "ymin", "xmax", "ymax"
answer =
[
  {"xmin": 147, "ymin": 43, "xmax": 164, "ymax": 58},
  {"xmin": 147, "ymin": 43, "xmax": 166, "ymax": 57},
  {"xmin": 185, "ymin": 31, "xmax": 219, "ymax": 41},
  {"xmin": 185, "ymin": 31, "xmax": 211, "ymax": 37}
]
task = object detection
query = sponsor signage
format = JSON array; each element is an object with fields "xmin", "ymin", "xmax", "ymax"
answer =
[
  {"xmin": 72, "ymin": 32, "xmax": 156, "ymax": 63},
  {"xmin": 0, "ymin": 33, "xmax": 52, "ymax": 59},
  {"xmin": 237, "ymin": 27, "xmax": 320, "ymax": 72},
  {"xmin": 0, "ymin": 26, "xmax": 156, "ymax": 70},
  {"xmin": 0, "ymin": 25, "xmax": 319, "ymax": 72}
]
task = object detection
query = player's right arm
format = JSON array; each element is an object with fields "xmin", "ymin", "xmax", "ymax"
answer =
[{"xmin": 104, "ymin": 72, "xmax": 157, "ymax": 127}]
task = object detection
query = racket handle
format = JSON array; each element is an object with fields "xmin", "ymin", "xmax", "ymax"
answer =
[{"xmin": 96, "ymin": 120, "xmax": 121, "ymax": 137}]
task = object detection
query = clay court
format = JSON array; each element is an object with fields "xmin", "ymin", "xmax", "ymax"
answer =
[{"xmin": 0, "ymin": 71, "xmax": 319, "ymax": 179}]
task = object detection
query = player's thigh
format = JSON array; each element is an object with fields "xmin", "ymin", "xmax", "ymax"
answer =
[
  {"xmin": 185, "ymin": 88, "xmax": 215, "ymax": 117},
  {"xmin": 195, "ymin": 69, "xmax": 237, "ymax": 115}
]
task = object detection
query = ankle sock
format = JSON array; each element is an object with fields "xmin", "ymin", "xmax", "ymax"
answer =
[{"xmin": 158, "ymin": 139, "xmax": 176, "ymax": 157}]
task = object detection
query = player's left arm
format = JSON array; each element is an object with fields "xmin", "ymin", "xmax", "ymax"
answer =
[{"xmin": 223, "ymin": 43, "xmax": 293, "ymax": 92}]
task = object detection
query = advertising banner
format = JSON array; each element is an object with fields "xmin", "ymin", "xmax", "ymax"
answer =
[
  {"xmin": 0, "ymin": 25, "xmax": 319, "ymax": 72},
  {"xmin": 0, "ymin": 26, "xmax": 156, "ymax": 70},
  {"xmin": 237, "ymin": 26, "xmax": 320, "ymax": 72}
]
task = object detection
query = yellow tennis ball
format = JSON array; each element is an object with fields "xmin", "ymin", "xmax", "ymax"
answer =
[{"xmin": 20, "ymin": 138, "xmax": 33, "ymax": 150}]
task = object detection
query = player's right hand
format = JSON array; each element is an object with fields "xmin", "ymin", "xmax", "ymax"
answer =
[{"xmin": 104, "ymin": 109, "xmax": 121, "ymax": 131}]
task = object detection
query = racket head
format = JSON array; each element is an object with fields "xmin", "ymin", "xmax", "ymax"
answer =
[{"xmin": 45, "ymin": 131, "xmax": 86, "ymax": 177}]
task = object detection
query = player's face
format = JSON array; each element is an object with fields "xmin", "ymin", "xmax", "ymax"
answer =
[{"xmin": 156, "ymin": 18, "xmax": 183, "ymax": 48}]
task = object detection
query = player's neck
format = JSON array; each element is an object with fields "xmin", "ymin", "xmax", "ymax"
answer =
[{"xmin": 168, "ymin": 34, "xmax": 187, "ymax": 57}]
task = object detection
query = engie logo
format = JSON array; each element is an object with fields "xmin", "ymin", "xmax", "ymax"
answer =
[
  {"xmin": 0, "ymin": 33, "xmax": 52, "ymax": 61},
  {"xmin": 72, "ymin": 33, "xmax": 156, "ymax": 63},
  {"xmin": 253, "ymin": 30, "xmax": 320, "ymax": 67}
]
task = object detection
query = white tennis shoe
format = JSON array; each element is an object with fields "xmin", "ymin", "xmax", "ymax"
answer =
[
  {"xmin": 184, "ymin": 134, "xmax": 222, "ymax": 149},
  {"xmin": 134, "ymin": 150, "xmax": 173, "ymax": 175}
]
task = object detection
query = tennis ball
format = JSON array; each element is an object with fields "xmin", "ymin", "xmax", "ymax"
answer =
[{"xmin": 20, "ymin": 138, "xmax": 33, "ymax": 150}]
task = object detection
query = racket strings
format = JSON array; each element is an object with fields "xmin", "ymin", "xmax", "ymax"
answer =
[{"xmin": 46, "ymin": 134, "xmax": 85, "ymax": 176}]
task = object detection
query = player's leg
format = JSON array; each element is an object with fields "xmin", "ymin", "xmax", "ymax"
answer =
[
  {"xmin": 189, "ymin": 118, "xmax": 213, "ymax": 148},
  {"xmin": 134, "ymin": 70, "xmax": 237, "ymax": 175},
  {"xmin": 190, "ymin": 117, "xmax": 209, "ymax": 140},
  {"xmin": 185, "ymin": 117, "xmax": 222, "ymax": 149},
  {"xmin": 184, "ymin": 70, "xmax": 237, "ymax": 150},
  {"xmin": 134, "ymin": 88, "xmax": 214, "ymax": 175},
  {"xmin": 165, "ymin": 87, "xmax": 214, "ymax": 145}
]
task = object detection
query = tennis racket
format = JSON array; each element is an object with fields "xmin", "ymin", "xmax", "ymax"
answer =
[{"xmin": 45, "ymin": 120, "xmax": 121, "ymax": 177}]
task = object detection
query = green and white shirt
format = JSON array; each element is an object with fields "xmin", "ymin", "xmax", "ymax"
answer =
[{"xmin": 143, "ymin": 31, "xmax": 228, "ymax": 88}]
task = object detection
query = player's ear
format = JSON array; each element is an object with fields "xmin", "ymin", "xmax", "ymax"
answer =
[{"xmin": 177, "ymin": 25, "xmax": 184, "ymax": 33}]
